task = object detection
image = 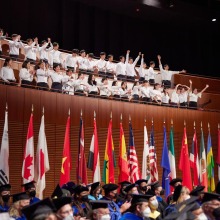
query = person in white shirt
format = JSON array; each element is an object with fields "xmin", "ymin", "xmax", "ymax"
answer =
[
  {"xmin": 126, "ymin": 51, "xmax": 141, "ymax": 82},
  {"xmin": 157, "ymin": 55, "xmax": 185, "ymax": 88},
  {"xmin": 188, "ymin": 80, "xmax": 209, "ymax": 109},
  {"xmin": 151, "ymin": 83, "xmax": 162, "ymax": 104},
  {"xmin": 115, "ymin": 51, "xmax": 129, "ymax": 81},
  {"xmin": 85, "ymin": 53, "xmax": 97, "ymax": 74},
  {"xmin": 8, "ymin": 34, "xmax": 24, "ymax": 60},
  {"xmin": 78, "ymin": 50, "xmax": 87, "ymax": 73},
  {"xmin": 0, "ymin": 58, "xmax": 16, "ymax": 85},
  {"xmin": 161, "ymin": 88, "xmax": 170, "ymax": 106},
  {"xmin": 36, "ymin": 60, "xmax": 49, "ymax": 90},
  {"xmin": 49, "ymin": 64, "xmax": 69, "ymax": 93},
  {"xmin": 96, "ymin": 52, "xmax": 107, "ymax": 77},
  {"xmin": 0, "ymin": 28, "xmax": 7, "ymax": 56},
  {"xmin": 74, "ymin": 73, "xmax": 88, "ymax": 96},
  {"xmin": 111, "ymin": 80, "xmax": 121, "ymax": 100},
  {"xmin": 98, "ymin": 77, "xmax": 111, "ymax": 99},
  {"xmin": 87, "ymin": 74, "xmax": 99, "ymax": 97},
  {"xmin": 170, "ymin": 84, "xmax": 181, "ymax": 107},
  {"xmin": 148, "ymin": 61, "xmax": 158, "ymax": 85},
  {"xmin": 19, "ymin": 60, "xmax": 34, "ymax": 88},
  {"xmin": 106, "ymin": 54, "xmax": 116, "ymax": 79},
  {"xmin": 24, "ymin": 38, "xmax": 39, "ymax": 64},
  {"xmin": 62, "ymin": 69, "xmax": 75, "ymax": 95},
  {"xmin": 49, "ymin": 42, "xmax": 63, "ymax": 67},
  {"xmin": 140, "ymin": 80, "xmax": 152, "ymax": 103},
  {"xmin": 65, "ymin": 49, "xmax": 79, "ymax": 72},
  {"xmin": 131, "ymin": 81, "xmax": 141, "ymax": 102},
  {"xmin": 138, "ymin": 54, "xmax": 149, "ymax": 83},
  {"xmin": 119, "ymin": 81, "xmax": 131, "ymax": 102},
  {"xmin": 179, "ymin": 85, "xmax": 190, "ymax": 108},
  {"xmin": 39, "ymin": 38, "xmax": 53, "ymax": 63}
]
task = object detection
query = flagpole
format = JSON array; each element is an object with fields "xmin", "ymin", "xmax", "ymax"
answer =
[
  {"xmin": 94, "ymin": 111, "xmax": 96, "ymax": 119},
  {"xmin": 32, "ymin": 104, "xmax": 34, "ymax": 113}
]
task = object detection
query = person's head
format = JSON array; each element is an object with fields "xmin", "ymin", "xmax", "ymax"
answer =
[
  {"xmin": 72, "ymin": 49, "xmax": 79, "ymax": 56},
  {"xmin": 88, "ymin": 53, "xmax": 94, "ymax": 60},
  {"xmin": 151, "ymin": 182, "xmax": 164, "ymax": 197},
  {"xmin": 124, "ymin": 184, "xmax": 139, "ymax": 200},
  {"xmin": 77, "ymin": 73, "xmax": 84, "ymax": 80},
  {"xmin": 119, "ymin": 56, "xmax": 125, "ymax": 63},
  {"xmin": 39, "ymin": 60, "xmax": 46, "ymax": 70},
  {"xmin": 181, "ymin": 86, "xmax": 187, "ymax": 93},
  {"xmin": 12, "ymin": 34, "xmax": 18, "ymax": 40},
  {"xmin": 12, "ymin": 192, "xmax": 30, "ymax": 210},
  {"xmin": 0, "ymin": 28, "xmax": 3, "ymax": 36},
  {"xmin": 41, "ymin": 40, "xmax": 47, "ymax": 46},
  {"xmin": 88, "ymin": 74, "xmax": 95, "ymax": 82},
  {"xmin": 154, "ymin": 83, "xmax": 161, "ymax": 90},
  {"xmin": 142, "ymin": 80, "xmax": 149, "ymax": 87},
  {"xmin": 173, "ymin": 185, "xmax": 190, "ymax": 204},
  {"xmin": 121, "ymin": 81, "xmax": 127, "ymax": 89},
  {"xmin": 3, "ymin": 58, "xmax": 12, "ymax": 67},
  {"xmin": 22, "ymin": 181, "xmax": 37, "ymax": 199},
  {"xmin": 129, "ymin": 57, "xmax": 133, "ymax": 64},
  {"xmin": 90, "ymin": 182, "xmax": 102, "ymax": 197},
  {"xmin": 100, "ymin": 52, "xmax": 106, "ymax": 60},
  {"xmin": 191, "ymin": 203, "xmax": 206, "ymax": 220},
  {"xmin": 102, "ymin": 184, "xmax": 119, "ymax": 200},
  {"xmin": 27, "ymin": 38, "xmax": 33, "ymax": 45},
  {"xmin": 80, "ymin": 50, "xmax": 86, "ymax": 57},
  {"xmin": 132, "ymin": 81, "xmax": 139, "ymax": 89},
  {"xmin": 193, "ymin": 88, "xmax": 198, "ymax": 94},
  {"xmin": 107, "ymin": 54, "xmax": 113, "ymax": 62},
  {"xmin": 0, "ymin": 184, "xmax": 11, "ymax": 205},
  {"xmin": 53, "ymin": 42, "xmax": 59, "ymax": 50},
  {"xmin": 73, "ymin": 185, "xmax": 89, "ymax": 203},
  {"xmin": 164, "ymin": 64, "xmax": 169, "ymax": 70},
  {"xmin": 135, "ymin": 179, "xmax": 148, "ymax": 192},
  {"xmin": 150, "ymin": 61, "xmax": 155, "ymax": 68},
  {"xmin": 149, "ymin": 196, "xmax": 159, "ymax": 211},
  {"xmin": 169, "ymin": 178, "xmax": 182, "ymax": 189},
  {"xmin": 22, "ymin": 61, "xmax": 31, "ymax": 69},
  {"xmin": 143, "ymin": 62, "xmax": 147, "ymax": 69},
  {"xmin": 176, "ymin": 86, "xmax": 181, "ymax": 94},
  {"xmin": 53, "ymin": 64, "xmax": 61, "ymax": 72},
  {"xmin": 66, "ymin": 69, "xmax": 73, "ymax": 76},
  {"xmin": 112, "ymin": 80, "xmax": 118, "ymax": 86},
  {"xmin": 90, "ymin": 200, "xmax": 111, "ymax": 220},
  {"xmin": 163, "ymin": 88, "xmax": 169, "ymax": 95},
  {"xmin": 101, "ymin": 77, "xmax": 108, "ymax": 85},
  {"xmin": 57, "ymin": 203, "xmax": 73, "ymax": 219}
]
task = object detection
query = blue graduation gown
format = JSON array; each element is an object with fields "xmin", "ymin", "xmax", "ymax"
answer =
[
  {"xmin": 0, "ymin": 204, "xmax": 10, "ymax": 212},
  {"xmin": 30, "ymin": 197, "xmax": 40, "ymax": 204},
  {"xmin": 120, "ymin": 212, "xmax": 143, "ymax": 220}
]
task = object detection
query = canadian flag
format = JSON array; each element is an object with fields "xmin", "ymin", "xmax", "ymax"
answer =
[
  {"xmin": 36, "ymin": 109, "xmax": 50, "ymax": 199},
  {"xmin": 22, "ymin": 113, "xmax": 34, "ymax": 184}
]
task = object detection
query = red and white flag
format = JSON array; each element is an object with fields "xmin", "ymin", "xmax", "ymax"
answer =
[
  {"xmin": 35, "ymin": 108, "xmax": 50, "ymax": 199},
  {"xmin": 22, "ymin": 113, "xmax": 34, "ymax": 184}
]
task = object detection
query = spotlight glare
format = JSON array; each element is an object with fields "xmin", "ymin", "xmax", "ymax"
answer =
[{"xmin": 212, "ymin": 18, "xmax": 217, "ymax": 22}]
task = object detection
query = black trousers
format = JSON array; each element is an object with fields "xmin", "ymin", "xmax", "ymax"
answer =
[
  {"xmin": 142, "ymin": 97, "xmax": 151, "ymax": 103},
  {"xmin": 37, "ymin": 82, "xmax": 49, "ymax": 91},
  {"xmin": 21, "ymin": 80, "xmax": 33, "ymax": 88},
  {"xmin": 127, "ymin": 76, "xmax": 135, "ymax": 82},
  {"xmin": 133, "ymin": 94, "xmax": 139, "ymax": 103},
  {"xmin": 88, "ymin": 91, "xmax": 98, "ymax": 98},
  {"xmin": 10, "ymin": 54, "xmax": 19, "ymax": 61},
  {"xmin": 117, "ymin": 75, "xmax": 126, "ymax": 81},
  {"xmin": 162, "ymin": 80, "xmax": 171, "ymax": 88},
  {"xmin": 189, "ymin": 101, "xmax": 197, "ymax": 109},
  {"xmin": 51, "ymin": 82, "xmax": 62, "ymax": 93}
]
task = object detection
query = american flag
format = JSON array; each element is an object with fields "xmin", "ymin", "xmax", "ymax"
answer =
[
  {"xmin": 149, "ymin": 124, "xmax": 158, "ymax": 183},
  {"xmin": 128, "ymin": 122, "xmax": 140, "ymax": 183}
]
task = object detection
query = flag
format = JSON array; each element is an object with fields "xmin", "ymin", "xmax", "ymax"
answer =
[
  {"xmin": 128, "ymin": 122, "xmax": 140, "ymax": 183},
  {"xmin": 199, "ymin": 125, "xmax": 208, "ymax": 191},
  {"xmin": 190, "ymin": 127, "xmax": 200, "ymax": 186},
  {"xmin": 118, "ymin": 121, "xmax": 129, "ymax": 183},
  {"xmin": 142, "ymin": 124, "xmax": 150, "ymax": 180},
  {"xmin": 0, "ymin": 108, "xmax": 9, "ymax": 185},
  {"xmin": 35, "ymin": 110, "xmax": 50, "ymax": 199},
  {"xmin": 76, "ymin": 118, "xmax": 88, "ymax": 185},
  {"xmin": 217, "ymin": 125, "xmax": 220, "ymax": 181},
  {"xmin": 169, "ymin": 125, "xmax": 176, "ymax": 183},
  {"xmin": 102, "ymin": 119, "xmax": 116, "ymax": 184},
  {"xmin": 149, "ymin": 124, "xmax": 158, "ymax": 183},
  {"xmin": 161, "ymin": 125, "xmax": 171, "ymax": 197},
  {"xmin": 207, "ymin": 128, "xmax": 215, "ymax": 192},
  {"xmin": 179, "ymin": 127, "xmax": 192, "ymax": 190},
  {"xmin": 87, "ymin": 117, "xmax": 101, "ymax": 182},
  {"xmin": 60, "ymin": 115, "xmax": 71, "ymax": 186},
  {"xmin": 22, "ymin": 113, "xmax": 34, "ymax": 184}
]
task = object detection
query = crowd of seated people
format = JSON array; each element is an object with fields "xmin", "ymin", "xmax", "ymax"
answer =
[{"xmin": 0, "ymin": 30, "xmax": 209, "ymax": 110}]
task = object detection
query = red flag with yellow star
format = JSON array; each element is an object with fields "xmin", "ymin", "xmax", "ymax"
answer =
[{"xmin": 60, "ymin": 115, "xmax": 71, "ymax": 186}]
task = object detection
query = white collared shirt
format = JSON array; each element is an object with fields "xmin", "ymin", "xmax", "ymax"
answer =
[
  {"xmin": 49, "ymin": 71, "xmax": 69, "ymax": 83},
  {"xmin": 8, "ymin": 39, "xmax": 24, "ymax": 55},
  {"xmin": 0, "ymin": 66, "xmax": 16, "ymax": 82},
  {"xmin": 111, "ymin": 85, "xmax": 120, "ymax": 96},
  {"xmin": 179, "ymin": 92, "xmax": 188, "ymax": 103},
  {"xmin": 0, "ymin": 35, "xmax": 6, "ymax": 51},
  {"xmin": 88, "ymin": 83, "xmax": 98, "ymax": 93},
  {"xmin": 132, "ymin": 85, "xmax": 141, "ymax": 95},
  {"xmin": 140, "ymin": 86, "xmax": 152, "ymax": 98},
  {"xmin": 126, "ymin": 55, "xmax": 140, "ymax": 77},
  {"xmin": 78, "ymin": 56, "xmax": 88, "ymax": 70},
  {"xmin": 39, "ymin": 43, "xmax": 53, "ymax": 60},
  {"xmin": 99, "ymin": 84, "xmax": 110, "ymax": 96},
  {"xmin": 162, "ymin": 93, "xmax": 170, "ymax": 104},
  {"xmin": 148, "ymin": 67, "xmax": 158, "ymax": 80},
  {"xmin": 159, "ymin": 64, "xmax": 179, "ymax": 81},
  {"xmin": 96, "ymin": 59, "xmax": 107, "ymax": 72},
  {"xmin": 85, "ymin": 59, "xmax": 97, "ymax": 71},
  {"xmin": 74, "ymin": 79, "xmax": 86, "ymax": 91},
  {"xmin": 119, "ymin": 88, "xmax": 129, "ymax": 98},
  {"xmin": 65, "ymin": 55, "xmax": 78, "ymax": 69},
  {"xmin": 50, "ymin": 49, "xmax": 63, "ymax": 64},
  {"xmin": 116, "ymin": 62, "xmax": 126, "ymax": 76},
  {"xmin": 24, "ymin": 43, "xmax": 39, "ymax": 60},
  {"xmin": 106, "ymin": 61, "xmax": 116, "ymax": 73},
  {"xmin": 36, "ymin": 68, "xmax": 49, "ymax": 83},
  {"xmin": 189, "ymin": 92, "xmax": 201, "ymax": 102},
  {"xmin": 171, "ymin": 91, "xmax": 179, "ymax": 103},
  {"xmin": 151, "ymin": 89, "xmax": 162, "ymax": 101},
  {"xmin": 19, "ymin": 68, "xmax": 33, "ymax": 82}
]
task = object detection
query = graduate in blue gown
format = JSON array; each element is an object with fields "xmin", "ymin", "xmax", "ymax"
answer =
[{"xmin": 0, "ymin": 184, "xmax": 11, "ymax": 213}]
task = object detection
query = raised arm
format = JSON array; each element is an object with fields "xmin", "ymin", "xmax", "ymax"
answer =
[
  {"xmin": 125, "ymin": 50, "xmax": 129, "ymax": 64},
  {"xmin": 174, "ymin": 83, "xmax": 181, "ymax": 91},
  {"xmin": 200, "ymin": 84, "xmax": 209, "ymax": 94},
  {"xmin": 133, "ymin": 52, "xmax": 141, "ymax": 66},
  {"xmin": 188, "ymin": 80, "xmax": 192, "ymax": 92},
  {"xmin": 157, "ymin": 55, "xmax": 162, "ymax": 66}
]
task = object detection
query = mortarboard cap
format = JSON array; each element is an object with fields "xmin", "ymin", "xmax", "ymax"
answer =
[
  {"xmin": 90, "ymin": 200, "xmax": 111, "ymax": 210},
  {"xmin": 53, "ymin": 196, "xmax": 72, "ymax": 211},
  {"xmin": 148, "ymin": 181, "xmax": 161, "ymax": 191},
  {"xmin": 21, "ymin": 197, "xmax": 55, "ymax": 220},
  {"xmin": 12, "ymin": 192, "xmax": 30, "ymax": 203},
  {"xmin": 21, "ymin": 181, "xmax": 36, "ymax": 191},
  {"xmin": 124, "ymin": 184, "xmax": 137, "ymax": 193},
  {"xmin": 201, "ymin": 192, "xmax": 220, "ymax": 204},
  {"xmin": 135, "ymin": 179, "xmax": 148, "ymax": 185},
  {"xmin": 102, "ymin": 184, "xmax": 118, "ymax": 193},
  {"xmin": 90, "ymin": 182, "xmax": 101, "ymax": 194},
  {"xmin": 173, "ymin": 185, "xmax": 183, "ymax": 202},
  {"xmin": 51, "ymin": 184, "xmax": 63, "ymax": 199},
  {"xmin": 189, "ymin": 185, "xmax": 205, "ymax": 196},
  {"xmin": 131, "ymin": 194, "xmax": 153, "ymax": 205},
  {"xmin": 74, "ymin": 185, "xmax": 89, "ymax": 195},
  {"xmin": 61, "ymin": 181, "xmax": 76, "ymax": 195},
  {"xmin": 146, "ymin": 189, "xmax": 156, "ymax": 196},
  {"xmin": 169, "ymin": 178, "xmax": 182, "ymax": 187},
  {"xmin": 0, "ymin": 184, "xmax": 11, "ymax": 192},
  {"xmin": 118, "ymin": 181, "xmax": 131, "ymax": 186}
]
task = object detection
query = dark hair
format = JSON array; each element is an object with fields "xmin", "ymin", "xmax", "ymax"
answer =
[
  {"xmin": 3, "ymin": 58, "xmax": 12, "ymax": 67},
  {"xmin": 143, "ymin": 80, "xmax": 149, "ymax": 84},
  {"xmin": 53, "ymin": 42, "xmax": 59, "ymax": 47},
  {"xmin": 88, "ymin": 74, "xmax": 97, "ymax": 86},
  {"xmin": 11, "ymin": 34, "xmax": 18, "ymax": 38},
  {"xmin": 0, "ymin": 28, "xmax": 3, "ymax": 33},
  {"xmin": 35, "ymin": 60, "xmax": 45, "ymax": 70},
  {"xmin": 78, "ymin": 72, "xmax": 83, "ymax": 79},
  {"xmin": 22, "ymin": 60, "xmax": 30, "ymax": 69},
  {"xmin": 119, "ymin": 56, "xmax": 124, "ymax": 61},
  {"xmin": 41, "ymin": 40, "xmax": 46, "ymax": 45},
  {"xmin": 132, "ymin": 81, "xmax": 138, "ymax": 89},
  {"xmin": 88, "ymin": 53, "xmax": 94, "ymax": 58},
  {"xmin": 154, "ymin": 83, "xmax": 160, "ymax": 89},
  {"xmin": 53, "ymin": 64, "xmax": 60, "ymax": 71},
  {"xmin": 112, "ymin": 81, "xmax": 117, "ymax": 86},
  {"xmin": 66, "ymin": 69, "xmax": 73, "ymax": 73},
  {"xmin": 164, "ymin": 64, "xmax": 169, "ymax": 68},
  {"xmin": 101, "ymin": 77, "xmax": 107, "ymax": 83},
  {"xmin": 100, "ymin": 52, "xmax": 106, "ymax": 56},
  {"xmin": 72, "ymin": 49, "xmax": 79, "ymax": 54},
  {"xmin": 129, "ymin": 57, "xmax": 133, "ymax": 61},
  {"xmin": 150, "ymin": 61, "xmax": 155, "ymax": 66},
  {"xmin": 108, "ymin": 54, "xmax": 113, "ymax": 59},
  {"xmin": 80, "ymin": 49, "xmax": 86, "ymax": 54},
  {"xmin": 26, "ymin": 38, "xmax": 32, "ymax": 43}
]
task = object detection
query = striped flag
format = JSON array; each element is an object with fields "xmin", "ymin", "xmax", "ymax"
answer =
[
  {"xmin": 142, "ymin": 124, "xmax": 150, "ymax": 180},
  {"xmin": 207, "ymin": 126, "xmax": 215, "ymax": 192},
  {"xmin": 128, "ymin": 121, "xmax": 140, "ymax": 183},
  {"xmin": 149, "ymin": 124, "xmax": 158, "ymax": 183},
  {"xmin": 102, "ymin": 119, "xmax": 116, "ymax": 184},
  {"xmin": 199, "ymin": 124, "xmax": 208, "ymax": 191},
  {"xmin": 60, "ymin": 114, "xmax": 71, "ymax": 186},
  {"xmin": 179, "ymin": 126, "xmax": 192, "ymax": 190},
  {"xmin": 118, "ymin": 121, "xmax": 129, "ymax": 183},
  {"xmin": 87, "ymin": 116, "xmax": 101, "ymax": 182},
  {"xmin": 190, "ymin": 126, "xmax": 200, "ymax": 186},
  {"xmin": 77, "ymin": 118, "xmax": 88, "ymax": 185},
  {"xmin": 169, "ymin": 124, "xmax": 176, "ymax": 183},
  {"xmin": 22, "ymin": 113, "xmax": 34, "ymax": 184},
  {"xmin": 0, "ymin": 107, "xmax": 9, "ymax": 185},
  {"xmin": 161, "ymin": 124, "xmax": 171, "ymax": 197},
  {"xmin": 217, "ymin": 124, "xmax": 220, "ymax": 181},
  {"xmin": 35, "ymin": 109, "xmax": 50, "ymax": 199}
]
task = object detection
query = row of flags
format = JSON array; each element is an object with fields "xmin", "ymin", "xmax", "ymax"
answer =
[{"xmin": 0, "ymin": 106, "xmax": 220, "ymax": 198}]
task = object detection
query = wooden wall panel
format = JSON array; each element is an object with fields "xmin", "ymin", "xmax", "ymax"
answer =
[{"xmin": 0, "ymin": 84, "xmax": 220, "ymax": 198}]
